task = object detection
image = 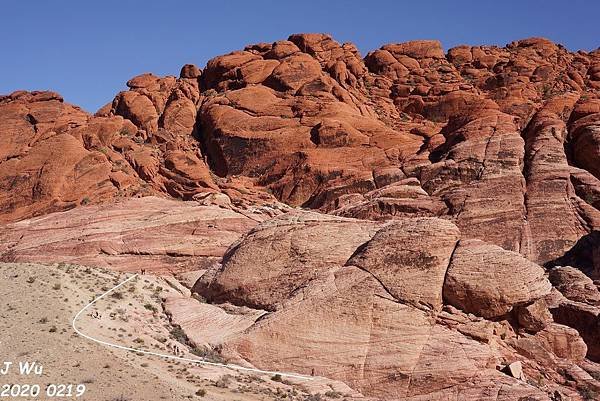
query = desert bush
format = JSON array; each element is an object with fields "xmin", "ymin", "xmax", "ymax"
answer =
[
  {"xmin": 579, "ymin": 386, "xmax": 599, "ymax": 401},
  {"xmin": 214, "ymin": 374, "xmax": 231, "ymax": 388},
  {"xmin": 170, "ymin": 326, "xmax": 188, "ymax": 343},
  {"xmin": 191, "ymin": 346, "xmax": 226, "ymax": 364}
]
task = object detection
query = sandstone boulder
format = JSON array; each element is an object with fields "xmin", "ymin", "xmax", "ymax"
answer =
[
  {"xmin": 195, "ymin": 211, "xmax": 382, "ymax": 310},
  {"xmin": 346, "ymin": 217, "xmax": 460, "ymax": 310},
  {"xmin": 549, "ymin": 266, "xmax": 600, "ymax": 305},
  {"xmin": 443, "ymin": 239, "xmax": 552, "ymax": 318},
  {"xmin": 515, "ymin": 299, "xmax": 553, "ymax": 333}
]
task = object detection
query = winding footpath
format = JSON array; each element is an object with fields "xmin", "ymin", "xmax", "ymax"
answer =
[{"xmin": 71, "ymin": 273, "xmax": 313, "ymax": 380}]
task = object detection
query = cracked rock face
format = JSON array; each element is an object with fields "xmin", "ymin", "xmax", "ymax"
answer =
[
  {"xmin": 345, "ymin": 217, "xmax": 460, "ymax": 311},
  {"xmin": 195, "ymin": 212, "xmax": 577, "ymax": 400},
  {"xmin": 194, "ymin": 211, "xmax": 383, "ymax": 310},
  {"xmin": 443, "ymin": 239, "xmax": 552, "ymax": 319},
  {"xmin": 3, "ymin": 33, "xmax": 600, "ymax": 400}
]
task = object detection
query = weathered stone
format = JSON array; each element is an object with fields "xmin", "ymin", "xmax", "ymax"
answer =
[
  {"xmin": 443, "ymin": 239, "xmax": 552, "ymax": 318},
  {"xmin": 515, "ymin": 299, "xmax": 553, "ymax": 332}
]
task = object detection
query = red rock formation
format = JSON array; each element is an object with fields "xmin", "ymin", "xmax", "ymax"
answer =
[
  {"xmin": 195, "ymin": 212, "xmax": 597, "ymax": 400},
  {"xmin": 0, "ymin": 196, "xmax": 270, "ymax": 273},
  {"xmin": 3, "ymin": 34, "xmax": 600, "ymax": 400}
]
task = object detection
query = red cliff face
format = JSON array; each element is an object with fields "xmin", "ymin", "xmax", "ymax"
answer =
[
  {"xmin": 2, "ymin": 34, "xmax": 600, "ymax": 400},
  {"xmin": 4, "ymin": 35, "xmax": 600, "ymax": 266}
]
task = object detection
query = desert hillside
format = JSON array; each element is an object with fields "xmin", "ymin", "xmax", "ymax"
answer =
[{"xmin": 2, "ymin": 33, "xmax": 600, "ymax": 400}]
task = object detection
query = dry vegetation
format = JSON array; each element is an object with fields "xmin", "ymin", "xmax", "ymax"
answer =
[{"xmin": 0, "ymin": 262, "xmax": 355, "ymax": 401}]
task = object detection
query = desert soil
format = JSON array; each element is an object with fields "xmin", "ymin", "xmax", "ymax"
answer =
[{"xmin": 0, "ymin": 262, "xmax": 355, "ymax": 401}]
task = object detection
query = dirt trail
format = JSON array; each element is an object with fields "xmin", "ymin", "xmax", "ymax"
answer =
[{"xmin": 0, "ymin": 262, "xmax": 356, "ymax": 401}]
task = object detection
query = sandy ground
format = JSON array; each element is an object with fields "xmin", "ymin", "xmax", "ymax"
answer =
[{"xmin": 0, "ymin": 262, "xmax": 355, "ymax": 401}]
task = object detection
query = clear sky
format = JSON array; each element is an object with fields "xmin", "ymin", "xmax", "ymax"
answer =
[{"xmin": 1, "ymin": 1, "xmax": 599, "ymax": 112}]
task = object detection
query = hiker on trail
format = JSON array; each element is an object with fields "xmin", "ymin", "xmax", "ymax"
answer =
[{"xmin": 140, "ymin": 268, "xmax": 146, "ymax": 275}]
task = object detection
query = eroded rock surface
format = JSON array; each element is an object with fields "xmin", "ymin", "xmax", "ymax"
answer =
[
  {"xmin": 3, "ymin": 34, "xmax": 600, "ymax": 400},
  {"xmin": 0, "ymin": 196, "xmax": 264, "ymax": 273},
  {"xmin": 3, "ymin": 37, "xmax": 600, "ymax": 266},
  {"xmin": 443, "ymin": 239, "xmax": 551, "ymax": 319},
  {"xmin": 193, "ymin": 211, "xmax": 597, "ymax": 400}
]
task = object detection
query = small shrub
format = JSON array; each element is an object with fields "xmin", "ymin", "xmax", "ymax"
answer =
[
  {"xmin": 195, "ymin": 389, "xmax": 206, "ymax": 397},
  {"xmin": 26, "ymin": 277, "xmax": 36, "ymax": 284},
  {"xmin": 38, "ymin": 317, "xmax": 48, "ymax": 324},
  {"xmin": 143, "ymin": 303, "xmax": 157, "ymax": 313},
  {"xmin": 52, "ymin": 283, "xmax": 61, "ymax": 290},
  {"xmin": 583, "ymin": 192, "xmax": 596, "ymax": 205},
  {"xmin": 111, "ymin": 291, "xmax": 124, "ymax": 300},
  {"xmin": 191, "ymin": 346, "xmax": 226, "ymax": 364},
  {"xmin": 214, "ymin": 374, "xmax": 231, "ymax": 388},
  {"xmin": 49, "ymin": 326, "xmax": 57, "ymax": 333},
  {"xmin": 579, "ymin": 386, "xmax": 599, "ymax": 401},
  {"xmin": 80, "ymin": 197, "xmax": 91, "ymax": 206},
  {"xmin": 271, "ymin": 374, "xmax": 282, "ymax": 382},
  {"xmin": 170, "ymin": 326, "xmax": 187, "ymax": 343},
  {"xmin": 204, "ymin": 89, "xmax": 218, "ymax": 98}
]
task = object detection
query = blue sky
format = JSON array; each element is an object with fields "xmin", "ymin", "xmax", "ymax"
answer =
[{"xmin": 1, "ymin": 1, "xmax": 599, "ymax": 112}]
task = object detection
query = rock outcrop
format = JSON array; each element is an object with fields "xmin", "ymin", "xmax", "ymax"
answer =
[
  {"xmin": 193, "ymin": 211, "xmax": 596, "ymax": 400},
  {"xmin": 3, "ymin": 33, "xmax": 600, "ymax": 400},
  {"xmin": 3, "ymin": 36, "xmax": 600, "ymax": 264},
  {"xmin": 0, "ymin": 196, "xmax": 271, "ymax": 273},
  {"xmin": 443, "ymin": 239, "xmax": 551, "ymax": 319}
]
